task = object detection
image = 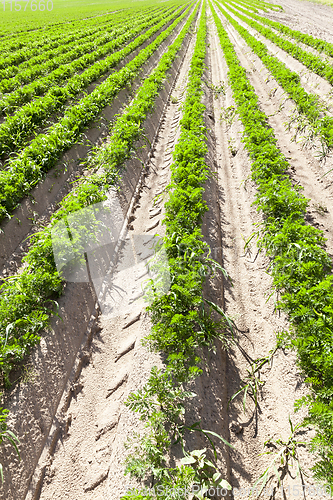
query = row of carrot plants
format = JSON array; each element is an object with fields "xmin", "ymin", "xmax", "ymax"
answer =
[
  {"xmin": 0, "ymin": 17, "xmax": 126, "ymax": 82},
  {"xmin": 121, "ymin": 5, "xmax": 233, "ymax": 497},
  {"xmin": 0, "ymin": 5, "xmax": 192, "ymax": 223},
  {"xmin": 0, "ymin": 7, "xmax": 148, "ymax": 93},
  {"xmin": 216, "ymin": 1, "xmax": 333, "ymax": 150},
  {"xmin": 0, "ymin": 1, "xmax": 198, "ymax": 481},
  {"xmin": 0, "ymin": 5, "xmax": 186, "ymax": 161},
  {"xmin": 0, "ymin": 9, "xmax": 129, "ymax": 72},
  {"xmin": 224, "ymin": 0, "xmax": 333, "ymax": 86},
  {"xmin": 0, "ymin": 6, "xmax": 170, "ymax": 86},
  {"xmin": 0, "ymin": 2, "xmax": 148, "ymax": 54},
  {"xmin": 212, "ymin": 0, "xmax": 333, "ymax": 489},
  {"xmin": 230, "ymin": 0, "xmax": 259, "ymax": 13},
  {"xmin": 0, "ymin": 7, "xmax": 171, "ymax": 112},
  {"xmin": 229, "ymin": 0, "xmax": 333, "ymax": 57},
  {"xmin": 230, "ymin": 0, "xmax": 281, "ymax": 13},
  {"xmin": 0, "ymin": 9, "xmax": 127, "ymax": 61},
  {"xmin": 0, "ymin": 1, "xmax": 130, "ymax": 38},
  {"xmin": 0, "ymin": 5, "xmax": 129, "ymax": 53}
]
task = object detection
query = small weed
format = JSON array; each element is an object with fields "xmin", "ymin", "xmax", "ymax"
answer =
[
  {"xmin": 241, "ymin": 231, "xmax": 258, "ymax": 258},
  {"xmin": 228, "ymin": 347, "xmax": 278, "ymax": 413},
  {"xmin": 250, "ymin": 416, "xmax": 307, "ymax": 499},
  {"xmin": 27, "ymin": 211, "xmax": 39, "ymax": 225},
  {"xmin": 313, "ymin": 202, "xmax": 328, "ymax": 215},
  {"xmin": 315, "ymin": 141, "xmax": 330, "ymax": 162},
  {"xmin": 220, "ymin": 105, "xmax": 236, "ymax": 128},
  {"xmin": 228, "ymin": 138, "xmax": 237, "ymax": 156},
  {"xmin": 239, "ymin": 175, "xmax": 251, "ymax": 191},
  {"xmin": 170, "ymin": 95, "xmax": 178, "ymax": 104}
]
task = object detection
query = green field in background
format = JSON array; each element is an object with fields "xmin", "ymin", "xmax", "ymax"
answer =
[{"xmin": 0, "ymin": 0, "xmax": 156, "ymax": 36}]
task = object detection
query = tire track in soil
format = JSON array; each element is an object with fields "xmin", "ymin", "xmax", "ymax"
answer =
[
  {"xmin": 208, "ymin": 5, "xmax": 317, "ymax": 497},
  {"xmin": 29, "ymin": 15, "xmax": 200, "ymax": 500}
]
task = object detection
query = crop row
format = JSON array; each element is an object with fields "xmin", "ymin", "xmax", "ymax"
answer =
[
  {"xmin": 0, "ymin": 2, "xmax": 155, "ymax": 50},
  {"xmin": 0, "ymin": 1, "xmax": 198, "ymax": 480},
  {"xmin": 216, "ymin": 1, "xmax": 333, "ymax": 150},
  {"xmin": 212, "ymin": 0, "xmax": 333, "ymax": 489},
  {"xmin": 122, "ymin": 4, "xmax": 233, "ymax": 495},
  {"xmin": 0, "ymin": 7, "xmax": 156, "ymax": 84},
  {"xmin": 0, "ymin": 4, "xmax": 193, "ymax": 219},
  {"xmin": 0, "ymin": 5, "xmax": 186, "ymax": 164},
  {"xmin": 224, "ymin": 1, "xmax": 333, "ymax": 86},
  {"xmin": 0, "ymin": 8, "xmax": 133, "ymax": 71},
  {"xmin": 0, "ymin": 7, "xmax": 131, "ymax": 59},
  {"xmin": 0, "ymin": 4, "xmax": 137, "ymax": 53},
  {"xmin": 228, "ymin": 0, "xmax": 333, "ymax": 57},
  {"xmin": 0, "ymin": 7, "xmax": 172, "ymax": 114},
  {"xmin": 0, "ymin": 8, "xmax": 151, "ymax": 92},
  {"xmin": 230, "ymin": 0, "xmax": 282, "ymax": 13}
]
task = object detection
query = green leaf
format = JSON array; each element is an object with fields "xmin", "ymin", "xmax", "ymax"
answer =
[
  {"xmin": 201, "ymin": 429, "xmax": 235, "ymax": 450},
  {"xmin": 180, "ymin": 456, "xmax": 197, "ymax": 465},
  {"xmin": 219, "ymin": 479, "xmax": 232, "ymax": 490}
]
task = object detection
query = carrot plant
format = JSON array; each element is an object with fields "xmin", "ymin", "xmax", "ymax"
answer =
[{"xmin": 212, "ymin": 0, "xmax": 333, "ymax": 488}]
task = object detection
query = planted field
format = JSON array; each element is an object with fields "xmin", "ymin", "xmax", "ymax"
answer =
[{"xmin": 1, "ymin": 0, "xmax": 333, "ymax": 498}]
